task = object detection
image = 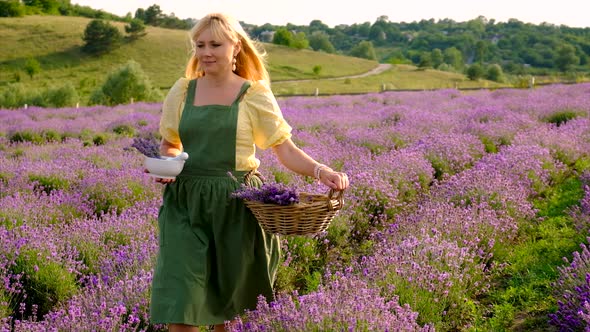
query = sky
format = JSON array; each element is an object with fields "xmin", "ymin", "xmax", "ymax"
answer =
[{"xmin": 72, "ymin": 0, "xmax": 589, "ymax": 28}]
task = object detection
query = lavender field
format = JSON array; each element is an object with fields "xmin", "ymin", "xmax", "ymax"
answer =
[{"xmin": 1, "ymin": 83, "xmax": 590, "ymax": 331}]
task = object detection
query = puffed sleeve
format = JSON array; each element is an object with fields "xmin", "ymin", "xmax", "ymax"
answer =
[
  {"xmin": 159, "ymin": 78, "xmax": 190, "ymax": 145},
  {"xmin": 244, "ymin": 81, "xmax": 292, "ymax": 150}
]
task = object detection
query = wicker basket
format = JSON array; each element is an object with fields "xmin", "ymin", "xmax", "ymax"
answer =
[{"xmin": 243, "ymin": 189, "xmax": 344, "ymax": 236}]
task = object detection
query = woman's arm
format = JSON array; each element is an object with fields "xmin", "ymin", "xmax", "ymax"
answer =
[{"xmin": 272, "ymin": 139, "xmax": 349, "ymax": 191}]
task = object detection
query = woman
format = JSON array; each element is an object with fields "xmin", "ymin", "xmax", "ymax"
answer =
[{"xmin": 149, "ymin": 12, "xmax": 349, "ymax": 332}]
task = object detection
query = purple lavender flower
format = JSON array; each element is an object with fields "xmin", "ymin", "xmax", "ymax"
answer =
[
  {"xmin": 232, "ymin": 183, "xmax": 300, "ymax": 206},
  {"xmin": 130, "ymin": 136, "xmax": 160, "ymax": 158}
]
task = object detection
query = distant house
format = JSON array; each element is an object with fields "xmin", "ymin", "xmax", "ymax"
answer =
[{"xmin": 259, "ymin": 31, "xmax": 275, "ymax": 43}]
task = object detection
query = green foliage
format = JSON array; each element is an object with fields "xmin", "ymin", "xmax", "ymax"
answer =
[
  {"xmin": 11, "ymin": 247, "xmax": 78, "ymax": 319},
  {"xmin": 125, "ymin": 18, "xmax": 147, "ymax": 39},
  {"xmin": 82, "ymin": 19, "xmax": 123, "ymax": 55},
  {"xmin": 476, "ymin": 174, "xmax": 585, "ymax": 330},
  {"xmin": 443, "ymin": 47, "xmax": 464, "ymax": 70},
  {"xmin": 0, "ymin": 82, "xmax": 78, "ymax": 109},
  {"xmin": 290, "ymin": 31, "xmax": 309, "ymax": 50},
  {"xmin": 486, "ymin": 64, "xmax": 505, "ymax": 82},
  {"xmin": 349, "ymin": 41, "xmax": 377, "ymax": 60},
  {"xmin": 9, "ymin": 130, "xmax": 44, "ymax": 144},
  {"xmin": 543, "ymin": 110, "xmax": 579, "ymax": 126},
  {"xmin": 308, "ymin": 32, "xmax": 335, "ymax": 53},
  {"xmin": 275, "ymin": 236, "xmax": 326, "ymax": 294},
  {"xmin": 42, "ymin": 82, "xmax": 79, "ymax": 107},
  {"xmin": 272, "ymin": 28, "xmax": 292, "ymax": 47},
  {"xmin": 467, "ymin": 63, "xmax": 485, "ymax": 80},
  {"xmin": 555, "ymin": 44, "xmax": 579, "ymax": 72},
  {"xmin": 430, "ymin": 48, "xmax": 443, "ymax": 68},
  {"xmin": 0, "ymin": 84, "xmax": 28, "ymax": 108},
  {"xmin": 28, "ymin": 174, "xmax": 70, "ymax": 194},
  {"xmin": 89, "ymin": 60, "xmax": 162, "ymax": 106},
  {"xmin": 312, "ymin": 65, "xmax": 322, "ymax": 76},
  {"xmin": 417, "ymin": 52, "xmax": 432, "ymax": 69},
  {"xmin": 112, "ymin": 124, "xmax": 136, "ymax": 136},
  {"xmin": 92, "ymin": 133, "xmax": 108, "ymax": 145},
  {"xmin": 23, "ymin": 0, "xmax": 60, "ymax": 14},
  {"xmin": 0, "ymin": 0, "xmax": 25, "ymax": 17}
]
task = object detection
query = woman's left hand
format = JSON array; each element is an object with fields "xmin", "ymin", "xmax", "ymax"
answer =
[{"xmin": 320, "ymin": 169, "xmax": 349, "ymax": 191}]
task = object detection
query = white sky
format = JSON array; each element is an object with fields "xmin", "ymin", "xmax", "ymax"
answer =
[{"xmin": 72, "ymin": 0, "xmax": 589, "ymax": 28}]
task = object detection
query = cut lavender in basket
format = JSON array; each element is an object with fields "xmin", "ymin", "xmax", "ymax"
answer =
[
  {"xmin": 232, "ymin": 183, "xmax": 300, "ymax": 206},
  {"xmin": 130, "ymin": 136, "xmax": 161, "ymax": 158}
]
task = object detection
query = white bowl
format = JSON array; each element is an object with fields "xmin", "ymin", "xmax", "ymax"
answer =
[{"xmin": 144, "ymin": 156, "xmax": 185, "ymax": 179}]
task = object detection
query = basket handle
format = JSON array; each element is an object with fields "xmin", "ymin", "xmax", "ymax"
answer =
[{"xmin": 327, "ymin": 189, "xmax": 344, "ymax": 211}]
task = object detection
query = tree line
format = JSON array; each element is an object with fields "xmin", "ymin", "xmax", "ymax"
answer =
[{"xmin": 2, "ymin": 0, "xmax": 589, "ymax": 78}]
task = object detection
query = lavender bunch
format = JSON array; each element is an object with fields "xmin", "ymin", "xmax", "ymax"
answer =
[
  {"xmin": 232, "ymin": 183, "xmax": 299, "ymax": 206},
  {"xmin": 130, "ymin": 136, "xmax": 160, "ymax": 158}
]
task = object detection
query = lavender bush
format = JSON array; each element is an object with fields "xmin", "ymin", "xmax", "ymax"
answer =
[{"xmin": 0, "ymin": 83, "xmax": 589, "ymax": 330}]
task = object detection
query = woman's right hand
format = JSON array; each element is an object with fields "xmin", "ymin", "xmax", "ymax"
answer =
[{"xmin": 319, "ymin": 169, "xmax": 349, "ymax": 191}]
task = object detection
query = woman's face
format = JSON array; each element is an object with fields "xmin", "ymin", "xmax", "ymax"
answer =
[{"xmin": 195, "ymin": 27, "xmax": 239, "ymax": 76}]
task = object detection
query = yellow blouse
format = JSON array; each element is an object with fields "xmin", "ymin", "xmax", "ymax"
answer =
[{"xmin": 159, "ymin": 78, "xmax": 292, "ymax": 171}]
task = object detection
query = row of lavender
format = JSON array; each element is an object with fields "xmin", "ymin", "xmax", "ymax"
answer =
[{"xmin": 0, "ymin": 83, "xmax": 589, "ymax": 330}]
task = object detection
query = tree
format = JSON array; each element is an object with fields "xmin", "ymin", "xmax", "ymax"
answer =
[
  {"xmin": 144, "ymin": 4, "xmax": 163, "ymax": 26},
  {"xmin": 443, "ymin": 47, "xmax": 464, "ymax": 70},
  {"xmin": 430, "ymin": 48, "xmax": 444, "ymax": 68},
  {"xmin": 466, "ymin": 63, "xmax": 485, "ymax": 80},
  {"xmin": 125, "ymin": 19, "xmax": 147, "ymax": 39},
  {"xmin": 309, "ymin": 32, "xmax": 335, "ymax": 53},
  {"xmin": 349, "ymin": 41, "xmax": 377, "ymax": 60},
  {"xmin": 23, "ymin": 0, "xmax": 59, "ymax": 14},
  {"xmin": 555, "ymin": 44, "xmax": 579, "ymax": 72},
  {"xmin": 24, "ymin": 58, "xmax": 41, "ymax": 79},
  {"xmin": 485, "ymin": 64, "xmax": 504, "ymax": 82},
  {"xmin": 272, "ymin": 28, "xmax": 292, "ymax": 47},
  {"xmin": 475, "ymin": 40, "xmax": 488, "ymax": 64},
  {"xmin": 290, "ymin": 32, "xmax": 309, "ymax": 49},
  {"xmin": 134, "ymin": 8, "xmax": 145, "ymax": 22},
  {"xmin": 418, "ymin": 53, "xmax": 432, "ymax": 69},
  {"xmin": 82, "ymin": 19, "xmax": 122, "ymax": 55},
  {"xmin": 89, "ymin": 60, "xmax": 162, "ymax": 106},
  {"xmin": 0, "ymin": 0, "xmax": 25, "ymax": 17}
]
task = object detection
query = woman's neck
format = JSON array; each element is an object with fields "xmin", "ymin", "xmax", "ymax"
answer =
[{"xmin": 201, "ymin": 72, "xmax": 240, "ymax": 88}]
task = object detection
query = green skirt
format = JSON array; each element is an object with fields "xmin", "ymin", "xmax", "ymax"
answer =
[{"xmin": 150, "ymin": 171, "xmax": 280, "ymax": 326}]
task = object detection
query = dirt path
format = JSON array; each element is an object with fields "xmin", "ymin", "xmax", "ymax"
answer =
[{"xmin": 277, "ymin": 63, "xmax": 392, "ymax": 83}]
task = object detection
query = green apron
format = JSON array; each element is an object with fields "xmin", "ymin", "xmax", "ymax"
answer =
[{"xmin": 150, "ymin": 79, "xmax": 280, "ymax": 326}]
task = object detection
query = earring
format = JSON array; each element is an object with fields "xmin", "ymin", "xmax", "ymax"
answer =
[{"xmin": 232, "ymin": 57, "xmax": 237, "ymax": 72}]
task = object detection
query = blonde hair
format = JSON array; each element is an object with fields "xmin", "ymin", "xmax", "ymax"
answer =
[{"xmin": 185, "ymin": 13, "xmax": 270, "ymax": 83}]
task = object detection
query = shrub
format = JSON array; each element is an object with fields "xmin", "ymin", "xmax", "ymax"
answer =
[
  {"xmin": 0, "ymin": 0, "xmax": 24, "ymax": 17},
  {"xmin": 89, "ymin": 60, "xmax": 162, "ymax": 106},
  {"xmin": 124, "ymin": 19, "xmax": 147, "ymax": 39},
  {"xmin": 43, "ymin": 83, "xmax": 79, "ymax": 108},
  {"xmin": 486, "ymin": 64, "xmax": 505, "ymax": 82},
  {"xmin": 10, "ymin": 248, "xmax": 78, "ymax": 319},
  {"xmin": 543, "ymin": 110, "xmax": 579, "ymax": 127},
  {"xmin": 466, "ymin": 63, "xmax": 485, "ymax": 80},
  {"xmin": 0, "ymin": 83, "xmax": 29, "ymax": 108},
  {"xmin": 24, "ymin": 58, "xmax": 41, "ymax": 79},
  {"xmin": 82, "ymin": 19, "xmax": 122, "ymax": 55}
]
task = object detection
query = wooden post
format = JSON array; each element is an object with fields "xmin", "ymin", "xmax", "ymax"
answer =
[{"xmin": 314, "ymin": 88, "xmax": 319, "ymax": 96}]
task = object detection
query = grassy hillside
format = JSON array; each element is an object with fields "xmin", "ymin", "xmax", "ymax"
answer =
[
  {"xmin": 0, "ymin": 15, "xmax": 526, "ymax": 104},
  {"xmin": 0, "ymin": 16, "xmax": 379, "ymax": 100}
]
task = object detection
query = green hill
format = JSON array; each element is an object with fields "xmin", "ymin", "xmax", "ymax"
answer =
[{"xmin": 0, "ymin": 15, "xmax": 512, "ymax": 105}]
